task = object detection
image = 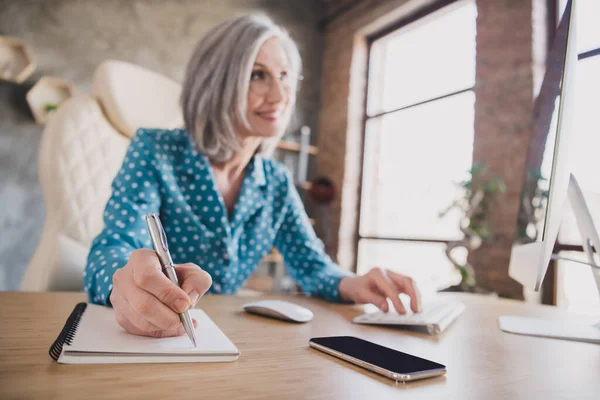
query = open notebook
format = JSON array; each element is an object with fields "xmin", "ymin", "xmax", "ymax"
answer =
[{"xmin": 50, "ymin": 303, "xmax": 240, "ymax": 364}]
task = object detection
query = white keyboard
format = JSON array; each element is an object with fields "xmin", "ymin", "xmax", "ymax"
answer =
[{"xmin": 353, "ymin": 301, "xmax": 465, "ymax": 335}]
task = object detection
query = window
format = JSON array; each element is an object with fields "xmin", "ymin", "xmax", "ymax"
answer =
[
  {"xmin": 357, "ymin": 0, "xmax": 477, "ymax": 292},
  {"xmin": 555, "ymin": 0, "xmax": 600, "ymax": 315}
]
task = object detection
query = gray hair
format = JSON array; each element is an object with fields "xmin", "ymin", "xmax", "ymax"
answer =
[{"xmin": 181, "ymin": 14, "xmax": 302, "ymax": 163}]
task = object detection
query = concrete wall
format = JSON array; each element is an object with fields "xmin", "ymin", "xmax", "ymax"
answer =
[{"xmin": 0, "ymin": 0, "xmax": 324, "ymax": 290}]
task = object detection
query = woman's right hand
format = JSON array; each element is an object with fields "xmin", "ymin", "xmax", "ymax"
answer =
[{"xmin": 109, "ymin": 249, "xmax": 212, "ymax": 338}]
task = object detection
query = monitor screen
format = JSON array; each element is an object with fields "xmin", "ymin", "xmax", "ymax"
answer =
[{"xmin": 515, "ymin": 1, "xmax": 572, "ymax": 245}]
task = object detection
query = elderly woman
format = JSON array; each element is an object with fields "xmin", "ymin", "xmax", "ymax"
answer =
[{"xmin": 84, "ymin": 14, "xmax": 420, "ymax": 338}]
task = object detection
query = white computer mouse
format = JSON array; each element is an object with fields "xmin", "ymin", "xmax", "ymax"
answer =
[{"xmin": 242, "ymin": 300, "xmax": 314, "ymax": 323}]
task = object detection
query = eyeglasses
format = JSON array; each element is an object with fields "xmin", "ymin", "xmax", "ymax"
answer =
[{"xmin": 249, "ymin": 69, "xmax": 303, "ymax": 96}]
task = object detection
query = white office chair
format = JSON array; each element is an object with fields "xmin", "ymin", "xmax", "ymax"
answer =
[{"xmin": 20, "ymin": 60, "xmax": 183, "ymax": 291}]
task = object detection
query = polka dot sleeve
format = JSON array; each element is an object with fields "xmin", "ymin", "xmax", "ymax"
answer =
[
  {"xmin": 83, "ymin": 129, "xmax": 161, "ymax": 305},
  {"xmin": 273, "ymin": 171, "xmax": 354, "ymax": 302}
]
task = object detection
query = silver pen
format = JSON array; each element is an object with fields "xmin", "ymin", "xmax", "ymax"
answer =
[{"xmin": 144, "ymin": 212, "xmax": 197, "ymax": 347}]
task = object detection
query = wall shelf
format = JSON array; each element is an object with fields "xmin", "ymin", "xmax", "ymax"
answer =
[
  {"xmin": 277, "ymin": 140, "xmax": 319, "ymax": 155},
  {"xmin": 26, "ymin": 76, "xmax": 76, "ymax": 125},
  {"xmin": 0, "ymin": 36, "xmax": 36, "ymax": 83}
]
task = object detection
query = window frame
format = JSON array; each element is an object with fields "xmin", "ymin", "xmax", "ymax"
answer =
[{"xmin": 355, "ymin": 0, "xmax": 474, "ymax": 267}]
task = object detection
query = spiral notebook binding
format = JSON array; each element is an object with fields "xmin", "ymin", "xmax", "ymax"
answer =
[{"xmin": 49, "ymin": 302, "xmax": 87, "ymax": 361}]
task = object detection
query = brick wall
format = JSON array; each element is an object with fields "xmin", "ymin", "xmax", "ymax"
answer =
[
  {"xmin": 317, "ymin": 0, "xmax": 539, "ymax": 299},
  {"xmin": 469, "ymin": 0, "xmax": 534, "ymax": 299}
]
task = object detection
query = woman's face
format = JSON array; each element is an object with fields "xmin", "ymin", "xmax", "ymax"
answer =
[{"xmin": 244, "ymin": 37, "xmax": 298, "ymax": 139}]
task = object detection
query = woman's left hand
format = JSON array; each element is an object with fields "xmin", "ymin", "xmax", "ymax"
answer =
[{"xmin": 338, "ymin": 268, "xmax": 421, "ymax": 314}]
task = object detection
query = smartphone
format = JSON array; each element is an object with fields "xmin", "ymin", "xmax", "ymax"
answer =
[{"xmin": 309, "ymin": 336, "xmax": 446, "ymax": 382}]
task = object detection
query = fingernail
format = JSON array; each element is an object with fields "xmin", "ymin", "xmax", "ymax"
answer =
[
  {"xmin": 175, "ymin": 298, "xmax": 189, "ymax": 313},
  {"xmin": 188, "ymin": 291, "xmax": 199, "ymax": 307}
]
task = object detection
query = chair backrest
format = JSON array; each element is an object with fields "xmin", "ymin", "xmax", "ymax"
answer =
[
  {"xmin": 92, "ymin": 59, "xmax": 183, "ymax": 138},
  {"xmin": 20, "ymin": 60, "xmax": 183, "ymax": 291}
]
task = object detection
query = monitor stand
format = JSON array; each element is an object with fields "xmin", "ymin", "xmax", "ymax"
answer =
[
  {"xmin": 499, "ymin": 175, "xmax": 600, "ymax": 344},
  {"xmin": 498, "ymin": 315, "xmax": 600, "ymax": 344},
  {"xmin": 498, "ymin": 249, "xmax": 600, "ymax": 344}
]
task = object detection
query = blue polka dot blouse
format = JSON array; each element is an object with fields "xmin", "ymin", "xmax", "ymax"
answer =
[{"xmin": 84, "ymin": 128, "xmax": 353, "ymax": 305}]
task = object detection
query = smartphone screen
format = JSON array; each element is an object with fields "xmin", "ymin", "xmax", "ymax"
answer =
[{"xmin": 310, "ymin": 336, "xmax": 445, "ymax": 375}]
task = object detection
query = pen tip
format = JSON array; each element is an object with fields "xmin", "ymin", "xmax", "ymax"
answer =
[{"xmin": 188, "ymin": 332, "xmax": 197, "ymax": 347}]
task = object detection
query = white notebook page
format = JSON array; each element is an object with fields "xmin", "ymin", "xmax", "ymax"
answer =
[{"xmin": 64, "ymin": 304, "xmax": 238, "ymax": 356}]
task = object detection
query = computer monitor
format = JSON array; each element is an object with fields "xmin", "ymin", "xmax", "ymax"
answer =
[{"xmin": 499, "ymin": 0, "xmax": 600, "ymax": 343}]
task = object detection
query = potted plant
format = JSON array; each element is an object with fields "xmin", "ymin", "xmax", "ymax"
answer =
[
  {"xmin": 438, "ymin": 164, "xmax": 507, "ymax": 292},
  {"xmin": 44, "ymin": 103, "xmax": 59, "ymax": 113},
  {"xmin": 516, "ymin": 168, "xmax": 549, "ymax": 244}
]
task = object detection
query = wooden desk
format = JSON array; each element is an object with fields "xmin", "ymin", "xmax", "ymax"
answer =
[{"xmin": 1, "ymin": 292, "xmax": 598, "ymax": 399}]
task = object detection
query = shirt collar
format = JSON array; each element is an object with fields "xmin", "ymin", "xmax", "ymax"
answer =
[{"xmin": 249, "ymin": 155, "xmax": 267, "ymax": 187}]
